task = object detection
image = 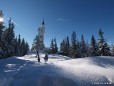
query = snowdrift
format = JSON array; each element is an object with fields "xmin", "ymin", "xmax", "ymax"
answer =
[
  {"xmin": 0, "ymin": 54, "xmax": 114, "ymax": 86},
  {"xmin": 52, "ymin": 56, "xmax": 114, "ymax": 86}
]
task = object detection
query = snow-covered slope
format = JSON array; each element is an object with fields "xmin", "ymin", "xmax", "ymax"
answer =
[
  {"xmin": 52, "ymin": 56, "xmax": 114, "ymax": 86},
  {"xmin": 0, "ymin": 54, "xmax": 114, "ymax": 86}
]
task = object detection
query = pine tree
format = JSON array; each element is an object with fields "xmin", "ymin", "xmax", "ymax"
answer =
[
  {"xmin": 31, "ymin": 35, "xmax": 37, "ymax": 51},
  {"xmin": 17, "ymin": 34, "xmax": 21, "ymax": 56},
  {"xmin": 2, "ymin": 18, "xmax": 15, "ymax": 57},
  {"xmin": 60, "ymin": 36, "xmax": 70, "ymax": 56},
  {"xmin": 60, "ymin": 39, "xmax": 66, "ymax": 52},
  {"xmin": 31, "ymin": 35, "xmax": 41, "ymax": 51},
  {"xmin": 98, "ymin": 29, "xmax": 111, "ymax": 56},
  {"xmin": 25, "ymin": 41, "xmax": 29, "ymax": 54},
  {"xmin": 70, "ymin": 31, "xmax": 77, "ymax": 58},
  {"xmin": 3, "ymin": 28, "xmax": 9, "ymax": 57},
  {"xmin": 85, "ymin": 41, "xmax": 91, "ymax": 57},
  {"xmin": 111, "ymin": 45, "xmax": 114, "ymax": 56},
  {"xmin": 66, "ymin": 36, "xmax": 70, "ymax": 55},
  {"xmin": 76, "ymin": 40, "xmax": 81, "ymax": 58},
  {"xmin": 49, "ymin": 39, "xmax": 55, "ymax": 54},
  {"xmin": 0, "ymin": 10, "xmax": 5, "ymax": 58},
  {"xmin": 20, "ymin": 38, "xmax": 26, "ymax": 56},
  {"xmin": 90, "ymin": 35, "xmax": 98, "ymax": 56},
  {"xmin": 8, "ymin": 18, "xmax": 15, "ymax": 56},
  {"xmin": 80, "ymin": 35, "xmax": 87, "ymax": 57},
  {"xmin": 49, "ymin": 38, "xmax": 58, "ymax": 54},
  {"xmin": 54, "ymin": 38, "xmax": 58, "ymax": 53},
  {"xmin": 13, "ymin": 36, "xmax": 18, "ymax": 56}
]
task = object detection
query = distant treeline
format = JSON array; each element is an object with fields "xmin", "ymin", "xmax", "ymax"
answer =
[{"xmin": 48, "ymin": 29, "xmax": 114, "ymax": 58}]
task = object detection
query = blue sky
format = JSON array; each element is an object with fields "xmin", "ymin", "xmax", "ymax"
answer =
[{"xmin": 0, "ymin": 0, "xmax": 114, "ymax": 48}]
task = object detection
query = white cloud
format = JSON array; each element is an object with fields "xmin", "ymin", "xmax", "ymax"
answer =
[{"xmin": 57, "ymin": 18, "xmax": 69, "ymax": 21}]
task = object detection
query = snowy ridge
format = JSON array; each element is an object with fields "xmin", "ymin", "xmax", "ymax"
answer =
[
  {"xmin": 0, "ymin": 54, "xmax": 114, "ymax": 86},
  {"xmin": 52, "ymin": 56, "xmax": 114, "ymax": 85}
]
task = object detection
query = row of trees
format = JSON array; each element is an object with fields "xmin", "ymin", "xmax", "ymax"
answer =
[
  {"xmin": 49, "ymin": 38, "xmax": 58, "ymax": 54},
  {"xmin": 0, "ymin": 11, "xmax": 29, "ymax": 59},
  {"xmin": 49, "ymin": 29, "xmax": 114, "ymax": 58}
]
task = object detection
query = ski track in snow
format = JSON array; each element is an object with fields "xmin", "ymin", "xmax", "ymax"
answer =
[{"xmin": 0, "ymin": 53, "xmax": 114, "ymax": 86}]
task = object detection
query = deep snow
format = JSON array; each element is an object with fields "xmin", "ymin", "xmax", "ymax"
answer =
[{"xmin": 0, "ymin": 53, "xmax": 114, "ymax": 86}]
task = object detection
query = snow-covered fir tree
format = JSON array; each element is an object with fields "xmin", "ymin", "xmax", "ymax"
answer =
[
  {"xmin": 54, "ymin": 38, "xmax": 58, "ymax": 53},
  {"xmin": 69, "ymin": 31, "xmax": 77, "ymax": 58},
  {"xmin": 2, "ymin": 18, "xmax": 15, "ymax": 57},
  {"xmin": 76, "ymin": 40, "xmax": 81, "ymax": 58},
  {"xmin": 111, "ymin": 45, "xmax": 114, "ymax": 56},
  {"xmin": 66, "ymin": 36, "xmax": 70, "ymax": 55},
  {"xmin": 0, "ymin": 10, "xmax": 5, "ymax": 58},
  {"xmin": 31, "ymin": 35, "xmax": 40, "ymax": 51},
  {"xmin": 16, "ymin": 34, "xmax": 29, "ymax": 56},
  {"xmin": 20, "ymin": 38, "xmax": 26, "ymax": 56},
  {"xmin": 60, "ymin": 36, "xmax": 70, "ymax": 56},
  {"xmin": 85, "ymin": 41, "xmax": 91, "ymax": 57},
  {"xmin": 25, "ymin": 41, "xmax": 29, "ymax": 54},
  {"xmin": 60, "ymin": 39, "xmax": 66, "ymax": 52},
  {"xmin": 49, "ymin": 38, "xmax": 58, "ymax": 54},
  {"xmin": 49, "ymin": 39, "xmax": 55, "ymax": 54},
  {"xmin": 90, "ymin": 35, "xmax": 99, "ymax": 56},
  {"xmin": 80, "ymin": 35, "xmax": 87, "ymax": 57},
  {"xmin": 13, "ymin": 36, "xmax": 18, "ymax": 56},
  {"xmin": 17, "ymin": 34, "xmax": 21, "ymax": 56},
  {"xmin": 98, "ymin": 29, "xmax": 111, "ymax": 56}
]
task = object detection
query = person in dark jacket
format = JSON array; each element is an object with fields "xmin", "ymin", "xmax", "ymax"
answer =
[
  {"xmin": 44, "ymin": 53, "xmax": 48, "ymax": 62},
  {"xmin": 36, "ymin": 50, "xmax": 40, "ymax": 62}
]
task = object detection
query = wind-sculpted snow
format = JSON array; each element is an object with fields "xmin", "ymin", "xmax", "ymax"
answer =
[
  {"xmin": 52, "ymin": 56, "xmax": 114, "ymax": 86},
  {"xmin": 0, "ymin": 54, "xmax": 114, "ymax": 86}
]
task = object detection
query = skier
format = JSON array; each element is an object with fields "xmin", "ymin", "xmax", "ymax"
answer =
[
  {"xmin": 44, "ymin": 52, "xmax": 48, "ymax": 62},
  {"xmin": 36, "ymin": 50, "xmax": 40, "ymax": 62}
]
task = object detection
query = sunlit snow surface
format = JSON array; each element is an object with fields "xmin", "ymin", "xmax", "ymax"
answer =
[{"xmin": 0, "ymin": 53, "xmax": 114, "ymax": 86}]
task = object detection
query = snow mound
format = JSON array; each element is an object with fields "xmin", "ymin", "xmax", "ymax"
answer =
[
  {"xmin": 53, "ymin": 56, "xmax": 114, "ymax": 85},
  {"xmin": 0, "ymin": 54, "xmax": 114, "ymax": 86}
]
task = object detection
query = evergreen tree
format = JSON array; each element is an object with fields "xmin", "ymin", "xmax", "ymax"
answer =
[
  {"xmin": 60, "ymin": 37, "xmax": 70, "ymax": 56},
  {"xmin": 31, "ymin": 35, "xmax": 41, "ymax": 51},
  {"xmin": 60, "ymin": 39, "xmax": 66, "ymax": 52},
  {"xmin": 85, "ymin": 41, "xmax": 91, "ymax": 57},
  {"xmin": 2, "ymin": 18, "xmax": 15, "ymax": 57},
  {"xmin": 54, "ymin": 38, "xmax": 58, "ymax": 53},
  {"xmin": 98, "ymin": 29, "xmax": 111, "ymax": 56},
  {"xmin": 111, "ymin": 45, "xmax": 114, "ymax": 56},
  {"xmin": 25, "ymin": 41, "xmax": 29, "ymax": 54},
  {"xmin": 17, "ymin": 34, "xmax": 21, "ymax": 56},
  {"xmin": 49, "ymin": 39, "xmax": 55, "ymax": 54},
  {"xmin": 66, "ymin": 36, "xmax": 70, "ymax": 55},
  {"xmin": 8, "ymin": 18, "xmax": 15, "ymax": 56},
  {"xmin": 0, "ymin": 10, "xmax": 5, "ymax": 58},
  {"xmin": 80, "ymin": 35, "xmax": 87, "ymax": 57},
  {"xmin": 13, "ymin": 36, "xmax": 18, "ymax": 56},
  {"xmin": 49, "ymin": 38, "xmax": 58, "ymax": 54},
  {"xmin": 76, "ymin": 40, "xmax": 81, "ymax": 58},
  {"xmin": 20, "ymin": 38, "xmax": 26, "ymax": 56},
  {"xmin": 3, "ymin": 28, "xmax": 9, "ymax": 57},
  {"xmin": 31, "ymin": 35, "xmax": 38, "ymax": 51},
  {"xmin": 70, "ymin": 31, "xmax": 77, "ymax": 58},
  {"xmin": 90, "ymin": 35, "xmax": 99, "ymax": 56}
]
